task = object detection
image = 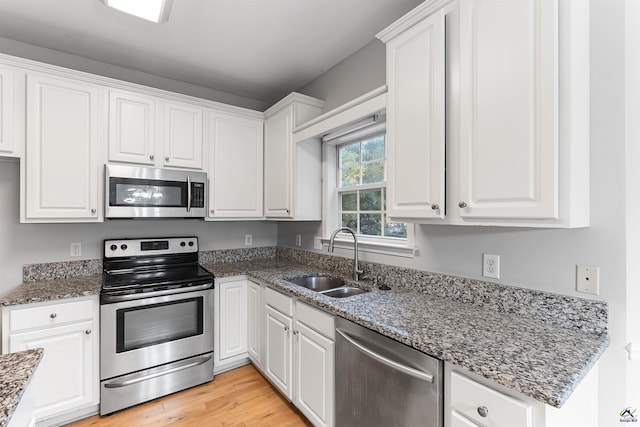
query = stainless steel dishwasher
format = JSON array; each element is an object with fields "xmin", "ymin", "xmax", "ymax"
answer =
[{"xmin": 335, "ymin": 317, "xmax": 443, "ymax": 427}]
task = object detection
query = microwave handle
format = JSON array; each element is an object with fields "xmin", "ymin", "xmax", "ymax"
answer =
[{"xmin": 186, "ymin": 175, "xmax": 192, "ymax": 212}]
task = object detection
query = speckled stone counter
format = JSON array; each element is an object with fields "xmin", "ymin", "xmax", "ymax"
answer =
[
  {"xmin": 203, "ymin": 259, "xmax": 609, "ymax": 409},
  {"xmin": 0, "ymin": 275, "xmax": 102, "ymax": 306},
  {"xmin": 0, "ymin": 349, "xmax": 43, "ymax": 427}
]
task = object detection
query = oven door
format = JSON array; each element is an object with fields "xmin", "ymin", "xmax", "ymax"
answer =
[{"xmin": 100, "ymin": 288, "xmax": 214, "ymax": 380}]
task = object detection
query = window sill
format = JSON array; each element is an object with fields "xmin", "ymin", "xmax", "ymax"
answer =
[{"xmin": 319, "ymin": 238, "xmax": 417, "ymax": 258}]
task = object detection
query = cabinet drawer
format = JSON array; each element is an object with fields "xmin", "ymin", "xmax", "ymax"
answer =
[
  {"xmin": 296, "ymin": 301, "xmax": 334, "ymax": 340},
  {"xmin": 450, "ymin": 371, "xmax": 532, "ymax": 427},
  {"xmin": 9, "ymin": 299, "xmax": 94, "ymax": 332},
  {"xmin": 265, "ymin": 287, "xmax": 293, "ymax": 316}
]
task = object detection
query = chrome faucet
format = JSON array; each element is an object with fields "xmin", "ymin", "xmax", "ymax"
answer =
[{"xmin": 328, "ymin": 227, "xmax": 363, "ymax": 281}]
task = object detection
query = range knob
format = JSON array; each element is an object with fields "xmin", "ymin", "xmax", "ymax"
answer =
[
  {"xmin": 188, "ymin": 241, "xmax": 194, "ymax": 247},
  {"xmin": 180, "ymin": 242, "xmax": 186, "ymax": 247},
  {"xmin": 110, "ymin": 244, "xmax": 117, "ymax": 251},
  {"xmin": 120, "ymin": 244, "xmax": 128, "ymax": 251}
]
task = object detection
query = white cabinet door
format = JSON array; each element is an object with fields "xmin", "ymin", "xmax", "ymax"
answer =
[
  {"xmin": 451, "ymin": 411, "xmax": 481, "ymax": 427},
  {"xmin": 24, "ymin": 73, "xmax": 100, "ymax": 221},
  {"xmin": 458, "ymin": 0, "xmax": 557, "ymax": 219},
  {"xmin": 264, "ymin": 304, "xmax": 293, "ymax": 399},
  {"xmin": 294, "ymin": 320, "xmax": 335, "ymax": 427},
  {"xmin": 108, "ymin": 89, "xmax": 156, "ymax": 165},
  {"xmin": 209, "ymin": 112, "xmax": 263, "ymax": 218},
  {"xmin": 264, "ymin": 105, "xmax": 293, "ymax": 218},
  {"xmin": 385, "ymin": 9, "xmax": 446, "ymax": 220},
  {"xmin": 247, "ymin": 280, "xmax": 262, "ymax": 367},
  {"xmin": 0, "ymin": 66, "xmax": 15, "ymax": 156},
  {"xmin": 9, "ymin": 320, "xmax": 95, "ymax": 422},
  {"xmin": 218, "ymin": 280, "xmax": 248, "ymax": 361},
  {"xmin": 162, "ymin": 100, "xmax": 203, "ymax": 170}
]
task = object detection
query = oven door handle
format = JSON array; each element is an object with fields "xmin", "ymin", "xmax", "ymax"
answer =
[
  {"xmin": 103, "ymin": 354, "xmax": 212, "ymax": 389},
  {"xmin": 102, "ymin": 283, "xmax": 212, "ymax": 303}
]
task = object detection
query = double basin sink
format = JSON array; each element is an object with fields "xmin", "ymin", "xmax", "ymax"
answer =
[{"xmin": 285, "ymin": 275, "xmax": 368, "ymax": 298}]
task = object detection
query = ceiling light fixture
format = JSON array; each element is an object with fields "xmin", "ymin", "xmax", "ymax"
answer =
[{"xmin": 100, "ymin": 0, "xmax": 173, "ymax": 23}]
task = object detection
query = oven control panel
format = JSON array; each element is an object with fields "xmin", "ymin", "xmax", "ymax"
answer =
[{"xmin": 104, "ymin": 237, "xmax": 198, "ymax": 258}]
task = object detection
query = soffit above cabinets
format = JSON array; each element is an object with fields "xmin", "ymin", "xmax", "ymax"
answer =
[{"xmin": 0, "ymin": 0, "xmax": 422, "ymax": 106}]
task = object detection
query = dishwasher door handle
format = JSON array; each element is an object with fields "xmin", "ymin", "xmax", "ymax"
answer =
[{"xmin": 336, "ymin": 328, "xmax": 434, "ymax": 383}]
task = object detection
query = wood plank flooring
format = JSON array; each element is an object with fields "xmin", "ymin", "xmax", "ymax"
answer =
[{"xmin": 65, "ymin": 364, "xmax": 312, "ymax": 427}]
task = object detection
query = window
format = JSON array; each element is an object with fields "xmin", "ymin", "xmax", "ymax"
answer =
[{"xmin": 327, "ymin": 120, "xmax": 408, "ymax": 245}]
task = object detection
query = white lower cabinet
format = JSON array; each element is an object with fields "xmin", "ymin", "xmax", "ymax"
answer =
[
  {"xmin": 262, "ymin": 287, "xmax": 335, "ymax": 427},
  {"xmin": 1, "ymin": 296, "xmax": 99, "ymax": 425},
  {"xmin": 214, "ymin": 278, "xmax": 249, "ymax": 373},
  {"xmin": 446, "ymin": 363, "xmax": 598, "ymax": 427},
  {"xmin": 247, "ymin": 279, "xmax": 263, "ymax": 368}
]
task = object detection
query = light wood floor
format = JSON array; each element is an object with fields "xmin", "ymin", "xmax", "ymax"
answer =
[{"xmin": 65, "ymin": 364, "xmax": 312, "ymax": 427}]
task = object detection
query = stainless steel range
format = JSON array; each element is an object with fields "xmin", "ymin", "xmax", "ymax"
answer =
[{"xmin": 99, "ymin": 237, "xmax": 214, "ymax": 415}]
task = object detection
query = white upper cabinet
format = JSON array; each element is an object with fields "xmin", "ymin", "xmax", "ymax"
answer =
[
  {"xmin": 107, "ymin": 91, "xmax": 204, "ymax": 170},
  {"xmin": 23, "ymin": 73, "xmax": 101, "ymax": 222},
  {"xmin": 0, "ymin": 66, "xmax": 16, "ymax": 156},
  {"xmin": 208, "ymin": 112, "xmax": 263, "ymax": 219},
  {"xmin": 383, "ymin": 9, "xmax": 446, "ymax": 220},
  {"xmin": 377, "ymin": 0, "xmax": 589, "ymax": 228},
  {"xmin": 162, "ymin": 100, "xmax": 203, "ymax": 169},
  {"xmin": 108, "ymin": 89, "xmax": 156, "ymax": 165},
  {"xmin": 458, "ymin": 0, "xmax": 557, "ymax": 220},
  {"xmin": 264, "ymin": 93, "xmax": 324, "ymax": 220}
]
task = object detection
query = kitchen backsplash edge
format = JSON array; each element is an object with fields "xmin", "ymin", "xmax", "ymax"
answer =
[{"xmin": 20, "ymin": 245, "xmax": 606, "ymax": 335}]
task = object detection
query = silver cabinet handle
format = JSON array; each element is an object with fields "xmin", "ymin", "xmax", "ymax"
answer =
[
  {"xmin": 293, "ymin": 330, "xmax": 299, "ymax": 336},
  {"xmin": 50, "ymin": 313, "xmax": 57, "ymax": 319},
  {"xmin": 284, "ymin": 325, "xmax": 290, "ymax": 332},
  {"xmin": 85, "ymin": 329, "xmax": 92, "ymax": 335},
  {"xmin": 458, "ymin": 201, "xmax": 467, "ymax": 208},
  {"xmin": 210, "ymin": 209, "xmax": 215, "ymax": 214},
  {"xmin": 431, "ymin": 204, "xmax": 439, "ymax": 210},
  {"xmin": 91, "ymin": 208, "xmax": 96, "ymax": 214},
  {"xmin": 286, "ymin": 209, "xmax": 290, "ymax": 214},
  {"xmin": 336, "ymin": 329, "xmax": 434, "ymax": 383},
  {"xmin": 477, "ymin": 406, "xmax": 489, "ymax": 417},
  {"xmin": 149, "ymin": 154, "xmax": 154, "ymax": 161},
  {"xmin": 165, "ymin": 156, "xmax": 170, "ymax": 161}
]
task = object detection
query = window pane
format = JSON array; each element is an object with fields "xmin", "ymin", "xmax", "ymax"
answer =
[
  {"xmin": 341, "ymin": 165, "xmax": 361, "ymax": 187},
  {"xmin": 360, "ymin": 189, "xmax": 381, "ymax": 211},
  {"xmin": 341, "ymin": 192, "xmax": 357, "ymax": 211},
  {"xmin": 362, "ymin": 135, "xmax": 385, "ymax": 162},
  {"xmin": 341, "ymin": 213, "xmax": 357, "ymax": 231},
  {"xmin": 340, "ymin": 143, "xmax": 360, "ymax": 167},
  {"xmin": 360, "ymin": 214, "xmax": 381, "ymax": 236},
  {"xmin": 385, "ymin": 221, "xmax": 407, "ymax": 238},
  {"xmin": 362, "ymin": 161, "xmax": 384, "ymax": 184}
]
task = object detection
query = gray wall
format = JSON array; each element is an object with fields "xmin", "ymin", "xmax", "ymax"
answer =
[
  {"xmin": 0, "ymin": 160, "xmax": 277, "ymax": 296},
  {"xmin": 0, "ymin": 36, "xmax": 268, "ymax": 111},
  {"xmin": 290, "ymin": 0, "xmax": 633, "ymax": 423}
]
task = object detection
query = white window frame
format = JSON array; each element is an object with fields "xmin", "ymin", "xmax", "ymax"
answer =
[{"xmin": 322, "ymin": 119, "xmax": 415, "ymax": 258}]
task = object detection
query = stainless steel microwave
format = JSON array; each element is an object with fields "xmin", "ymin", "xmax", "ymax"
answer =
[{"xmin": 105, "ymin": 165, "xmax": 207, "ymax": 219}]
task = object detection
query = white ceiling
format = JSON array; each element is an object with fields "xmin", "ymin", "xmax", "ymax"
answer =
[{"xmin": 0, "ymin": 0, "xmax": 423, "ymax": 105}]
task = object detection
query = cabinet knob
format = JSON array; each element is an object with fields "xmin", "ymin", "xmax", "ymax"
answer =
[
  {"xmin": 85, "ymin": 329, "xmax": 92, "ymax": 335},
  {"xmin": 50, "ymin": 313, "xmax": 57, "ymax": 319},
  {"xmin": 477, "ymin": 406, "xmax": 489, "ymax": 418},
  {"xmin": 286, "ymin": 209, "xmax": 290, "ymax": 214},
  {"xmin": 284, "ymin": 326, "xmax": 289, "ymax": 332},
  {"xmin": 149, "ymin": 154, "xmax": 155, "ymax": 161},
  {"xmin": 91, "ymin": 208, "xmax": 96, "ymax": 214},
  {"xmin": 210, "ymin": 209, "xmax": 215, "ymax": 214},
  {"xmin": 431, "ymin": 204, "xmax": 439, "ymax": 210},
  {"xmin": 165, "ymin": 156, "xmax": 170, "ymax": 161},
  {"xmin": 458, "ymin": 201, "xmax": 467, "ymax": 208},
  {"xmin": 293, "ymin": 330, "xmax": 299, "ymax": 336}
]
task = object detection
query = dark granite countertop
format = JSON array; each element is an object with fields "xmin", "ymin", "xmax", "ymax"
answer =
[
  {"xmin": 0, "ymin": 258, "xmax": 608, "ymax": 409},
  {"xmin": 203, "ymin": 259, "xmax": 609, "ymax": 408},
  {"xmin": 0, "ymin": 349, "xmax": 43, "ymax": 427}
]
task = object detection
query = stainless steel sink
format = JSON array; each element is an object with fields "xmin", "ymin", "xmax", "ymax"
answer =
[
  {"xmin": 286, "ymin": 275, "xmax": 369, "ymax": 298},
  {"xmin": 322, "ymin": 286, "xmax": 368, "ymax": 298},
  {"xmin": 286, "ymin": 275, "xmax": 346, "ymax": 292}
]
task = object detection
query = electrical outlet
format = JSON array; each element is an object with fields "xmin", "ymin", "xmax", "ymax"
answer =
[
  {"xmin": 482, "ymin": 254, "xmax": 500, "ymax": 279},
  {"xmin": 70, "ymin": 242, "xmax": 82, "ymax": 257},
  {"xmin": 576, "ymin": 265, "xmax": 600, "ymax": 295},
  {"xmin": 244, "ymin": 234, "xmax": 252, "ymax": 246},
  {"xmin": 296, "ymin": 234, "xmax": 302, "ymax": 247}
]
